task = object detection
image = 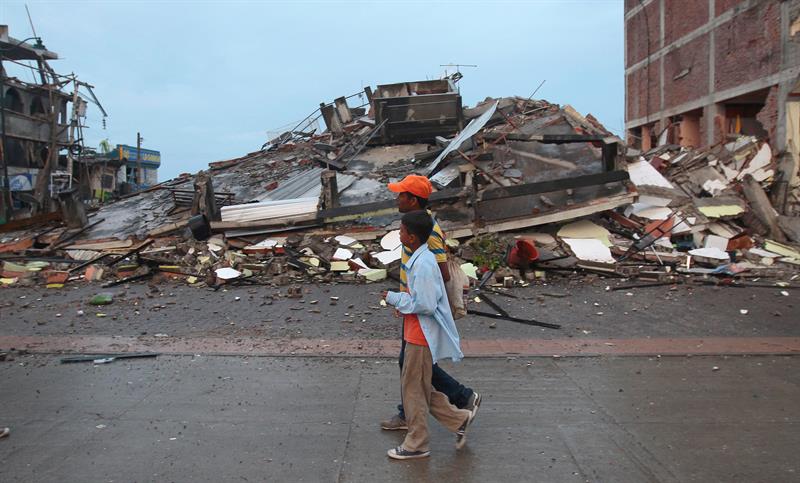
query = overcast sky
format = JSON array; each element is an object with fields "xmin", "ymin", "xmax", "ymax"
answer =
[{"xmin": 2, "ymin": 0, "xmax": 623, "ymax": 180}]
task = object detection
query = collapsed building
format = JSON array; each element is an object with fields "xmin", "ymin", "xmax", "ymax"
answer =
[
  {"xmin": 1, "ymin": 73, "xmax": 799, "ymax": 301},
  {"xmin": 0, "ymin": 25, "xmax": 106, "ymax": 224}
]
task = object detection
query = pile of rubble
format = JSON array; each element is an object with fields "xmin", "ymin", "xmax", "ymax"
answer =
[
  {"xmin": 603, "ymin": 136, "xmax": 800, "ymax": 286},
  {"xmin": 1, "ymin": 78, "xmax": 799, "ymax": 295}
]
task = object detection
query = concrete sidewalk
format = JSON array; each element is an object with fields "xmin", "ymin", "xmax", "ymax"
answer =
[{"xmin": 1, "ymin": 354, "xmax": 798, "ymax": 482}]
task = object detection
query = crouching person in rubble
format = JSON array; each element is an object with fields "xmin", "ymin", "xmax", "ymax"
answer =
[{"xmin": 383, "ymin": 211, "xmax": 474, "ymax": 459}]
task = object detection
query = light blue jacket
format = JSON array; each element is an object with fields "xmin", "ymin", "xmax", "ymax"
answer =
[{"xmin": 386, "ymin": 244, "xmax": 464, "ymax": 364}]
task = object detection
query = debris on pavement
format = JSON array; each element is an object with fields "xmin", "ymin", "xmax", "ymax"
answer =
[
  {"xmin": 60, "ymin": 353, "xmax": 159, "ymax": 364},
  {"xmin": 89, "ymin": 292, "xmax": 114, "ymax": 306}
]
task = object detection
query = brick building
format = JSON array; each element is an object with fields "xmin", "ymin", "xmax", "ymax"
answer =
[{"xmin": 625, "ymin": 0, "xmax": 800, "ymax": 158}]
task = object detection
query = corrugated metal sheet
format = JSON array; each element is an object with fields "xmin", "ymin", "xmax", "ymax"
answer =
[
  {"xmin": 220, "ymin": 197, "xmax": 318, "ymax": 223},
  {"xmin": 255, "ymin": 168, "xmax": 358, "ymax": 202}
]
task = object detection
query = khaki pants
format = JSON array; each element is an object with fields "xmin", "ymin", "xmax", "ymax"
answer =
[{"xmin": 401, "ymin": 342, "xmax": 470, "ymax": 452}]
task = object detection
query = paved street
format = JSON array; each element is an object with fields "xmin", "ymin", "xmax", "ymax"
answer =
[
  {"xmin": 1, "ymin": 354, "xmax": 799, "ymax": 482},
  {"xmin": 1, "ymin": 279, "xmax": 798, "ymax": 342},
  {"xmin": 2, "ymin": 280, "xmax": 799, "ymax": 482}
]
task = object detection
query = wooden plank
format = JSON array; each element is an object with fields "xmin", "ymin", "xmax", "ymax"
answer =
[
  {"xmin": 0, "ymin": 211, "xmax": 62, "ymax": 233},
  {"xmin": 68, "ymin": 252, "xmax": 114, "ymax": 273},
  {"xmin": 148, "ymin": 220, "xmax": 189, "ymax": 238},
  {"xmin": 106, "ymin": 239, "xmax": 156, "ymax": 268},
  {"xmin": 64, "ymin": 239, "xmax": 134, "ymax": 251},
  {"xmin": 0, "ymin": 237, "xmax": 34, "ymax": 254},
  {"xmin": 49, "ymin": 218, "xmax": 105, "ymax": 251}
]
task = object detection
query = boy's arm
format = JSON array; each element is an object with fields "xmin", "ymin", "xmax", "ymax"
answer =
[
  {"xmin": 428, "ymin": 230, "xmax": 451, "ymax": 283},
  {"xmin": 385, "ymin": 264, "xmax": 440, "ymax": 316}
]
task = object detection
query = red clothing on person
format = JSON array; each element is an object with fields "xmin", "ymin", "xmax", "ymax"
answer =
[{"xmin": 404, "ymin": 314, "xmax": 428, "ymax": 346}]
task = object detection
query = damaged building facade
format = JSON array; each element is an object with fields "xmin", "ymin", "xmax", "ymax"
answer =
[
  {"xmin": 1, "ymin": 25, "xmax": 105, "ymax": 223},
  {"xmin": 625, "ymin": 0, "xmax": 800, "ymax": 155}
]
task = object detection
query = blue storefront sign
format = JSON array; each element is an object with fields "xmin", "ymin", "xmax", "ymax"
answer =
[{"xmin": 116, "ymin": 144, "xmax": 161, "ymax": 168}]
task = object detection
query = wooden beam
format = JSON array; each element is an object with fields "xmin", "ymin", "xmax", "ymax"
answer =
[
  {"xmin": 49, "ymin": 218, "xmax": 105, "ymax": 251},
  {"xmin": 483, "ymin": 132, "xmax": 620, "ymax": 144},
  {"xmin": 148, "ymin": 220, "xmax": 189, "ymax": 238},
  {"xmin": 318, "ymin": 187, "xmax": 466, "ymax": 223},
  {"xmin": 0, "ymin": 211, "xmax": 62, "ymax": 233},
  {"xmin": 106, "ymin": 239, "xmax": 155, "ymax": 268},
  {"xmin": 479, "ymin": 171, "xmax": 630, "ymax": 202},
  {"xmin": 475, "ymin": 192, "xmax": 636, "ymax": 234}
]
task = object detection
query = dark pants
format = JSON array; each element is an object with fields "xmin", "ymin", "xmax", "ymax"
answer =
[{"xmin": 397, "ymin": 338, "xmax": 473, "ymax": 419}]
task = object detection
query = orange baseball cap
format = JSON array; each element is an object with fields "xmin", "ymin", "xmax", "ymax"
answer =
[{"xmin": 387, "ymin": 175, "xmax": 433, "ymax": 199}]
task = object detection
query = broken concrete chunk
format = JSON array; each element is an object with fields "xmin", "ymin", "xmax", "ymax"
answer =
[
  {"xmin": 688, "ymin": 247, "xmax": 730, "ymax": 262},
  {"xmin": 777, "ymin": 216, "xmax": 800, "ymax": 243},
  {"xmin": 763, "ymin": 240, "xmax": 800, "ymax": 260},
  {"xmin": 704, "ymin": 235, "xmax": 730, "ymax": 251},
  {"xmin": 626, "ymin": 160, "xmax": 674, "ymax": 189},
  {"xmin": 557, "ymin": 220, "xmax": 612, "ymax": 247},
  {"xmin": 215, "ymin": 267, "xmax": 242, "ymax": 280},
  {"xmin": 334, "ymin": 235, "xmax": 358, "ymax": 247},
  {"xmin": 697, "ymin": 205, "xmax": 745, "ymax": 219},
  {"xmin": 629, "ymin": 205, "xmax": 673, "ymax": 221},
  {"xmin": 358, "ymin": 268, "xmax": 387, "ymax": 281},
  {"xmin": 332, "ymin": 248, "xmax": 353, "ymax": 261},
  {"xmin": 330, "ymin": 261, "xmax": 350, "ymax": 272},
  {"xmin": 373, "ymin": 246, "xmax": 402, "ymax": 266},
  {"xmin": 735, "ymin": 143, "xmax": 774, "ymax": 182},
  {"xmin": 748, "ymin": 248, "xmax": 781, "ymax": 259},
  {"xmin": 380, "ymin": 230, "xmax": 402, "ymax": 251},
  {"xmin": 562, "ymin": 238, "xmax": 615, "ymax": 263}
]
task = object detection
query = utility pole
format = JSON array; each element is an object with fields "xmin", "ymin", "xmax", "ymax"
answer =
[
  {"xmin": 66, "ymin": 77, "xmax": 79, "ymax": 189},
  {"xmin": 0, "ymin": 56, "xmax": 10, "ymax": 222},
  {"xmin": 136, "ymin": 132, "xmax": 142, "ymax": 186}
]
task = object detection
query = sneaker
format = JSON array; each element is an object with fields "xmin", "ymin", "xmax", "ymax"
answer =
[
  {"xmin": 466, "ymin": 392, "xmax": 482, "ymax": 420},
  {"xmin": 455, "ymin": 411, "xmax": 474, "ymax": 450},
  {"xmin": 387, "ymin": 446, "xmax": 430, "ymax": 460},
  {"xmin": 0, "ymin": 428, "xmax": 9, "ymax": 439},
  {"xmin": 380, "ymin": 414, "xmax": 408, "ymax": 431}
]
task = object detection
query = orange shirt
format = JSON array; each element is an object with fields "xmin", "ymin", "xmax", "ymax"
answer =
[{"xmin": 404, "ymin": 314, "xmax": 428, "ymax": 346}]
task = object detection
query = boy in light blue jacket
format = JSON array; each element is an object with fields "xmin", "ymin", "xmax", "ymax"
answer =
[{"xmin": 383, "ymin": 211, "xmax": 474, "ymax": 460}]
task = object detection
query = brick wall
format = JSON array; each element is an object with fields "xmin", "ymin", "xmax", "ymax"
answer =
[
  {"xmin": 664, "ymin": 33, "xmax": 710, "ymax": 109},
  {"xmin": 714, "ymin": 1, "xmax": 783, "ymax": 92},
  {"xmin": 716, "ymin": 0, "xmax": 744, "ymax": 17},
  {"xmin": 757, "ymin": 85, "xmax": 780, "ymax": 145},
  {"xmin": 626, "ymin": 64, "xmax": 661, "ymax": 121},
  {"xmin": 624, "ymin": 0, "xmax": 641, "ymax": 14},
  {"xmin": 626, "ymin": 1, "xmax": 661, "ymax": 66},
  {"xmin": 664, "ymin": 0, "xmax": 709, "ymax": 45}
]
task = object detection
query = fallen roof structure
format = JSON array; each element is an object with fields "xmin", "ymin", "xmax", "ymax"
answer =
[{"xmin": 1, "ymin": 76, "xmax": 798, "ymax": 300}]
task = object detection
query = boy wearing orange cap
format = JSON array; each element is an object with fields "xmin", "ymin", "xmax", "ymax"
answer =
[{"xmin": 381, "ymin": 175, "xmax": 481, "ymax": 432}]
